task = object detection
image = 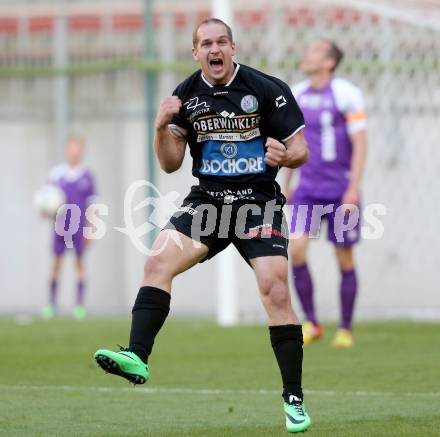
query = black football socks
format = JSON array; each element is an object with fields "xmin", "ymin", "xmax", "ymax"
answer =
[
  {"xmin": 128, "ymin": 286, "xmax": 171, "ymax": 364},
  {"xmin": 269, "ymin": 324, "xmax": 304, "ymax": 401}
]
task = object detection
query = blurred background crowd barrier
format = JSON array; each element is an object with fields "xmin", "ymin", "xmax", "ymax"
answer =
[{"xmin": 1, "ymin": 0, "xmax": 439, "ymax": 321}]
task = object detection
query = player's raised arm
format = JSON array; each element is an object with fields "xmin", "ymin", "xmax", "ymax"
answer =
[
  {"xmin": 282, "ymin": 130, "xmax": 309, "ymax": 169},
  {"xmin": 261, "ymin": 71, "xmax": 308, "ymax": 170},
  {"xmin": 153, "ymin": 96, "xmax": 187, "ymax": 174},
  {"xmin": 264, "ymin": 131, "xmax": 309, "ymax": 170}
]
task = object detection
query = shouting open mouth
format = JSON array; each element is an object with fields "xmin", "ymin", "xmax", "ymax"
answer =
[{"xmin": 209, "ymin": 57, "xmax": 224, "ymax": 75}]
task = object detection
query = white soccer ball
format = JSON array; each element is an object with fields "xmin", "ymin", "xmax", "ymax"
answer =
[{"xmin": 33, "ymin": 184, "xmax": 66, "ymax": 217}]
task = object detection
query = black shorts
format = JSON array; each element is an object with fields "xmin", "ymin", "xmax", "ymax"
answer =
[{"xmin": 164, "ymin": 184, "xmax": 289, "ymax": 263}]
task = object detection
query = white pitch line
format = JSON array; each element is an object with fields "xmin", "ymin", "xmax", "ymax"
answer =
[{"xmin": 0, "ymin": 385, "xmax": 439, "ymax": 398}]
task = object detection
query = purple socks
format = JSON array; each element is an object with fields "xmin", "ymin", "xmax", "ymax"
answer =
[
  {"xmin": 292, "ymin": 264, "xmax": 317, "ymax": 324},
  {"xmin": 49, "ymin": 279, "xmax": 58, "ymax": 306},
  {"xmin": 293, "ymin": 264, "xmax": 358, "ymax": 330},
  {"xmin": 49, "ymin": 279, "xmax": 86, "ymax": 307},
  {"xmin": 77, "ymin": 280, "xmax": 85, "ymax": 306},
  {"xmin": 340, "ymin": 269, "xmax": 357, "ymax": 330}
]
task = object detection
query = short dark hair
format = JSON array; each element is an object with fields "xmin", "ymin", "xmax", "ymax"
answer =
[
  {"xmin": 192, "ymin": 18, "xmax": 234, "ymax": 48},
  {"xmin": 323, "ymin": 39, "xmax": 344, "ymax": 72}
]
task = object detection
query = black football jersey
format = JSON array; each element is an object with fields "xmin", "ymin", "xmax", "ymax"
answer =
[{"xmin": 169, "ymin": 63, "xmax": 305, "ymax": 188}]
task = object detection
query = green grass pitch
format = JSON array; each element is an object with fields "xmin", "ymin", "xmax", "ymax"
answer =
[{"xmin": 0, "ymin": 318, "xmax": 439, "ymax": 436}]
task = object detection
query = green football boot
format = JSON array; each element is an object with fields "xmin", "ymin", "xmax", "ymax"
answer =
[
  {"xmin": 41, "ymin": 304, "xmax": 55, "ymax": 320},
  {"xmin": 94, "ymin": 347, "xmax": 150, "ymax": 385},
  {"xmin": 72, "ymin": 305, "xmax": 87, "ymax": 320},
  {"xmin": 284, "ymin": 395, "xmax": 311, "ymax": 433}
]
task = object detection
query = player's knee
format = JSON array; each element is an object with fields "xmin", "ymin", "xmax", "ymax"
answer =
[
  {"xmin": 143, "ymin": 255, "xmax": 172, "ymax": 282},
  {"xmin": 261, "ymin": 278, "xmax": 290, "ymax": 307},
  {"xmin": 291, "ymin": 245, "xmax": 307, "ymax": 266},
  {"xmin": 336, "ymin": 248, "xmax": 354, "ymax": 271},
  {"xmin": 340, "ymin": 259, "xmax": 354, "ymax": 272},
  {"xmin": 289, "ymin": 236, "xmax": 308, "ymax": 266},
  {"xmin": 269, "ymin": 283, "xmax": 291, "ymax": 308},
  {"xmin": 51, "ymin": 260, "xmax": 61, "ymax": 277}
]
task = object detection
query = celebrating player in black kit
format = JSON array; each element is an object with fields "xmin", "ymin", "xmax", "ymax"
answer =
[{"xmin": 95, "ymin": 18, "xmax": 312, "ymax": 433}]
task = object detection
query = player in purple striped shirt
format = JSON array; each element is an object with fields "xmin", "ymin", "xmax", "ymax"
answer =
[
  {"xmin": 41, "ymin": 136, "xmax": 97, "ymax": 320},
  {"xmin": 284, "ymin": 39, "xmax": 367, "ymax": 348}
]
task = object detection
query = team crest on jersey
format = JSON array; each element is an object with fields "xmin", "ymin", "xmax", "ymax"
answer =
[
  {"xmin": 220, "ymin": 142, "xmax": 238, "ymax": 159},
  {"xmin": 240, "ymin": 95, "xmax": 259, "ymax": 113}
]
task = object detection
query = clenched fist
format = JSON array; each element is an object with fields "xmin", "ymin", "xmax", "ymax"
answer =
[
  {"xmin": 264, "ymin": 137, "xmax": 287, "ymax": 167},
  {"xmin": 155, "ymin": 96, "xmax": 182, "ymax": 129}
]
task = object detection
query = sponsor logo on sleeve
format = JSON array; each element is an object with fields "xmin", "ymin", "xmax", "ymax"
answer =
[{"xmin": 275, "ymin": 95, "xmax": 287, "ymax": 108}]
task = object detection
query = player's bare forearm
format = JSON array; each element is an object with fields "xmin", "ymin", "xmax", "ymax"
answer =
[
  {"xmin": 283, "ymin": 131, "xmax": 309, "ymax": 168},
  {"xmin": 342, "ymin": 129, "xmax": 367, "ymax": 207},
  {"xmin": 277, "ymin": 131, "xmax": 309, "ymax": 169},
  {"xmin": 153, "ymin": 96, "xmax": 187, "ymax": 174},
  {"xmin": 153, "ymin": 126, "xmax": 186, "ymax": 174},
  {"xmin": 348, "ymin": 130, "xmax": 367, "ymax": 191},
  {"xmin": 264, "ymin": 131, "xmax": 309, "ymax": 169}
]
